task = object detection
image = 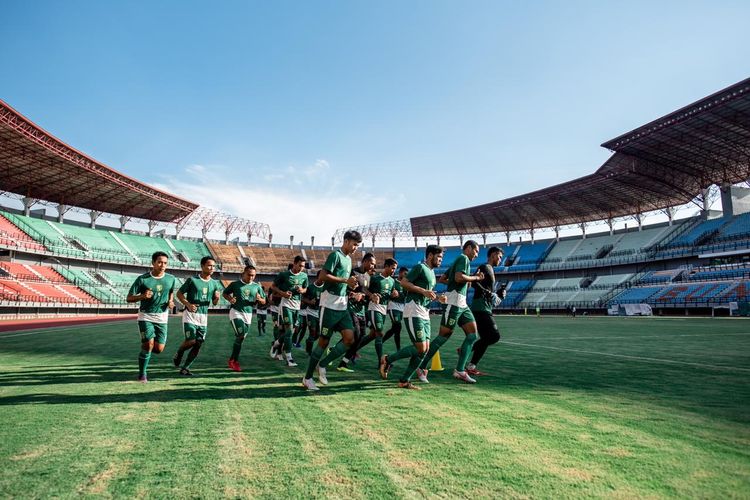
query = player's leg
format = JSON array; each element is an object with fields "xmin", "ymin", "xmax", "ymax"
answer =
[
  {"xmin": 338, "ymin": 313, "xmax": 365, "ymax": 371},
  {"xmin": 453, "ymin": 309, "xmax": 479, "ymax": 383},
  {"xmin": 303, "ymin": 309, "xmax": 336, "ymax": 389},
  {"xmin": 281, "ymin": 308, "xmax": 298, "ymax": 366},
  {"xmin": 229, "ymin": 318, "xmax": 249, "ymax": 371},
  {"xmin": 468, "ymin": 312, "xmax": 500, "ymax": 374},
  {"xmin": 383, "ymin": 310, "xmax": 403, "ymax": 350},
  {"xmin": 173, "ymin": 322, "xmax": 196, "ymax": 368},
  {"xmin": 417, "ymin": 305, "xmax": 458, "ymax": 374},
  {"xmin": 137, "ymin": 321, "xmax": 156, "ymax": 382},
  {"xmin": 179, "ymin": 323, "xmax": 203, "ymax": 375},
  {"xmin": 305, "ymin": 310, "xmax": 319, "ymax": 354}
]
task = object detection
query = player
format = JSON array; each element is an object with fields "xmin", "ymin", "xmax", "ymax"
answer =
[
  {"xmin": 417, "ymin": 240, "xmax": 485, "ymax": 384},
  {"xmin": 126, "ymin": 251, "xmax": 176, "ymax": 382},
  {"xmin": 336, "ymin": 252, "xmax": 376, "ymax": 372},
  {"xmin": 379, "ymin": 245, "xmax": 443, "ymax": 389},
  {"xmin": 270, "ymin": 256, "xmax": 309, "ymax": 366},
  {"xmin": 301, "ymin": 230, "xmax": 362, "ymax": 390},
  {"xmin": 467, "ymin": 246, "xmax": 504, "ymax": 376},
  {"xmin": 255, "ymin": 290, "xmax": 268, "ymax": 336},
  {"xmin": 223, "ymin": 264, "xmax": 266, "ymax": 371},
  {"xmin": 337, "ymin": 258, "xmax": 398, "ymax": 372},
  {"xmin": 300, "ymin": 270, "xmax": 324, "ymax": 354},
  {"xmin": 382, "ymin": 266, "xmax": 408, "ymax": 350},
  {"xmin": 172, "ymin": 256, "xmax": 222, "ymax": 375}
]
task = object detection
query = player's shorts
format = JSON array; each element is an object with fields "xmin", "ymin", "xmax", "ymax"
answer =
[
  {"xmin": 319, "ymin": 307, "xmax": 354, "ymax": 338},
  {"xmin": 388, "ymin": 309, "xmax": 403, "ymax": 324},
  {"xmin": 230, "ymin": 318, "xmax": 250, "ymax": 338},
  {"xmin": 138, "ymin": 321, "xmax": 168, "ymax": 345},
  {"xmin": 369, "ymin": 310, "xmax": 386, "ymax": 332},
  {"xmin": 183, "ymin": 322, "xmax": 207, "ymax": 342},
  {"xmin": 441, "ymin": 305, "xmax": 475, "ymax": 329},
  {"xmin": 404, "ymin": 316, "xmax": 431, "ymax": 343},
  {"xmin": 281, "ymin": 307, "xmax": 299, "ymax": 330}
]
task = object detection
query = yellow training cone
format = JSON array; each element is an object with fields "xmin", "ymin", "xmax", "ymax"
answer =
[{"xmin": 431, "ymin": 351, "xmax": 444, "ymax": 371}]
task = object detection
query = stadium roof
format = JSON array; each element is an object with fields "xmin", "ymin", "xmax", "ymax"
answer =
[
  {"xmin": 410, "ymin": 77, "xmax": 750, "ymax": 237},
  {"xmin": 0, "ymin": 99, "xmax": 198, "ymax": 222}
]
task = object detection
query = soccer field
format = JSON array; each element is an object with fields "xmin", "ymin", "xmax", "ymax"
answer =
[{"xmin": 1, "ymin": 315, "xmax": 749, "ymax": 498}]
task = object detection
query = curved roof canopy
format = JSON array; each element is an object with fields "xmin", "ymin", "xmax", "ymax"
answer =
[
  {"xmin": 410, "ymin": 77, "xmax": 750, "ymax": 237},
  {"xmin": 0, "ymin": 100, "xmax": 198, "ymax": 222}
]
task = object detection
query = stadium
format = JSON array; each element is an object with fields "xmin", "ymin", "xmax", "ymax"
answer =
[{"xmin": 3, "ymin": 0, "xmax": 750, "ymax": 491}]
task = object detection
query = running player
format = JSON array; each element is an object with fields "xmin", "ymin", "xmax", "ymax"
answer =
[
  {"xmin": 336, "ymin": 252, "xmax": 375, "ymax": 372},
  {"xmin": 379, "ymin": 245, "xmax": 443, "ymax": 389},
  {"xmin": 467, "ymin": 246, "xmax": 504, "ymax": 376},
  {"xmin": 337, "ymin": 258, "xmax": 398, "ymax": 372},
  {"xmin": 301, "ymin": 271, "xmax": 324, "ymax": 354},
  {"xmin": 223, "ymin": 264, "xmax": 266, "ymax": 371},
  {"xmin": 270, "ymin": 256, "xmax": 308, "ymax": 366},
  {"xmin": 382, "ymin": 266, "xmax": 408, "ymax": 350},
  {"xmin": 172, "ymin": 256, "xmax": 222, "ymax": 376},
  {"xmin": 127, "ymin": 251, "xmax": 176, "ymax": 382},
  {"xmin": 417, "ymin": 240, "xmax": 485, "ymax": 384},
  {"xmin": 255, "ymin": 290, "xmax": 268, "ymax": 336},
  {"xmin": 301, "ymin": 230, "xmax": 362, "ymax": 391}
]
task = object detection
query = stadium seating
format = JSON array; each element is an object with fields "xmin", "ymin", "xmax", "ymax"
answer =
[
  {"xmin": 667, "ymin": 217, "xmax": 727, "ymax": 247},
  {"xmin": 0, "ymin": 213, "xmax": 47, "ymax": 252},
  {"xmin": 0, "ymin": 262, "xmax": 99, "ymax": 304},
  {"xmin": 714, "ymin": 212, "xmax": 750, "ymax": 242}
]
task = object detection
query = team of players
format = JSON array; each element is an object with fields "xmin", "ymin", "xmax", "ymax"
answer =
[{"xmin": 127, "ymin": 231, "xmax": 504, "ymax": 390}]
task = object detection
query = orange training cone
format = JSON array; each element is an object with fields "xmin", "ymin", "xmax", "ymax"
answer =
[{"xmin": 431, "ymin": 350, "xmax": 444, "ymax": 371}]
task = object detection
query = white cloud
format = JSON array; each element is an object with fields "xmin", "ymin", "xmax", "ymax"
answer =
[{"xmin": 153, "ymin": 160, "xmax": 398, "ymax": 243}]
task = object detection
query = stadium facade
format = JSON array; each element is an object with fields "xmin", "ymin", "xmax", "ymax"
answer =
[{"xmin": 1, "ymin": 79, "xmax": 749, "ymax": 316}]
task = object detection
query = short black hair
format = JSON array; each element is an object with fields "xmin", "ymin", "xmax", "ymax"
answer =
[
  {"xmin": 152, "ymin": 251, "xmax": 169, "ymax": 263},
  {"xmin": 487, "ymin": 246, "xmax": 502, "ymax": 258},
  {"xmin": 425, "ymin": 244, "xmax": 443, "ymax": 258},
  {"xmin": 384, "ymin": 258, "xmax": 397, "ymax": 267},
  {"xmin": 362, "ymin": 252, "xmax": 375, "ymax": 262},
  {"xmin": 200, "ymin": 256, "xmax": 215, "ymax": 266},
  {"xmin": 244, "ymin": 264, "xmax": 256, "ymax": 272},
  {"xmin": 463, "ymin": 240, "xmax": 479, "ymax": 250},
  {"xmin": 293, "ymin": 255, "xmax": 306, "ymax": 264},
  {"xmin": 344, "ymin": 230, "xmax": 363, "ymax": 243},
  {"xmin": 399, "ymin": 266, "xmax": 409, "ymax": 274}
]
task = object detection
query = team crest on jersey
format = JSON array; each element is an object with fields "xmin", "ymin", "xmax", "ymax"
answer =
[
  {"xmin": 202, "ymin": 287, "xmax": 208, "ymax": 295},
  {"xmin": 156, "ymin": 285, "xmax": 163, "ymax": 292}
]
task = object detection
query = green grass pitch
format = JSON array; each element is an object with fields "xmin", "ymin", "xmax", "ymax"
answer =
[{"xmin": 1, "ymin": 315, "xmax": 749, "ymax": 498}]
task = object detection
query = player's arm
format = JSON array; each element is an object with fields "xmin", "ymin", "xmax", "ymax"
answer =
[
  {"xmin": 437, "ymin": 274, "xmax": 449, "ymax": 284},
  {"xmin": 222, "ymin": 284, "xmax": 236, "ymax": 304},
  {"xmin": 400, "ymin": 276, "xmax": 436, "ymax": 301},
  {"xmin": 212, "ymin": 285, "xmax": 221, "ymax": 306},
  {"xmin": 320, "ymin": 268, "xmax": 358, "ymax": 288},
  {"xmin": 177, "ymin": 290, "xmax": 196, "ymax": 312},
  {"xmin": 456, "ymin": 269, "xmax": 484, "ymax": 284},
  {"xmin": 126, "ymin": 278, "xmax": 151, "ymax": 302}
]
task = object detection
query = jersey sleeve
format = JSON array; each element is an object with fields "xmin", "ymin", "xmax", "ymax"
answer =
[
  {"xmin": 323, "ymin": 251, "xmax": 340, "ymax": 274},
  {"xmin": 406, "ymin": 265, "xmax": 423, "ymax": 286},
  {"xmin": 302, "ymin": 274, "xmax": 309, "ymax": 289},
  {"xmin": 273, "ymin": 272, "xmax": 284, "ymax": 289},
  {"xmin": 127, "ymin": 276, "xmax": 142, "ymax": 297},
  {"xmin": 178, "ymin": 279, "xmax": 191, "ymax": 295},
  {"xmin": 257, "ymin": 285, "xmax": 266, "ymax": 299}
]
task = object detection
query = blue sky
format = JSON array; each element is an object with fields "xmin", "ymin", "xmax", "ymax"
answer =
[{"xmin": 1, "ymin": 1, "xmax": 749, "ymax": 243}]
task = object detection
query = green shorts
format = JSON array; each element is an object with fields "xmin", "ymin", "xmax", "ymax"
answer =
[
  {"xmin": 319, "ymin": 307, "xmax": 354, "ymax": 339},
  {"xmin": 138, "ymin": 321, "xmax": 168, "ymax": 345},
  {"xmin": 281, "ymin": 307, "xmax": 299, "ymax": 331},
  {"xmin": 388, "ymin": 309, "xmax": 403, "ymax": 324},
  {"xmin": 441, "ymin": 305, "xmax": 475, "ymax": 330},
  {"xmin": 404, "ymin": 316, "xmax": 431, "ymax": 343},
  {"xmin": 183, "ymin": 322, "xmax": 207, "ymax": 341},
  {"xmin": 231, "ymin": 318, "xmax": 250, "ymax": 338},
  {"xmin": 368, "ymin": 310, "xmax": 386, "ymax": 332}
]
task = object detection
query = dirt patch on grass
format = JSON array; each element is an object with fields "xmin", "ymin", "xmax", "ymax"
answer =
[
  {"xmin": 604, "ymin": 447, "xmax": 633, "ymax": 458},
  {"xmin": 78, "ymin": 460, "xmax": 132, "ymax": 495},
  {"xmin": 10, "ymin": 447, "xmax": 47, "ymax": 461}
]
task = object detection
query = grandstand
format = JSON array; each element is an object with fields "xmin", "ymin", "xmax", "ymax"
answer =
[{"xmin": 1, "ymin": 79, "xmax": 750, "ymax": 316}]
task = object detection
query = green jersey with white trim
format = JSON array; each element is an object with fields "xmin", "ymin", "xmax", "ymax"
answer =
[
  {"xmin": 225, "ymin": 280, "xmax": 265, "ymax": 314},
  {"xmin": 405, "ymin": 263, "xmax": 436, "ymax": 308},
  {"xmin": 446, "ymin": 254, "xmax": 471, "ymax": 296},
  {"xmin": 128, "ymin": 272, "xmax": 176, "ymax": 314},
  {"xmin": 179, "ymin": 276, "xmax": 222, "ymax": 315}
]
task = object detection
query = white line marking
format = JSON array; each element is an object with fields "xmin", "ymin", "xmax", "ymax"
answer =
[
  {"xmin": 518, "ymin": 333, "xmax": 750, "ymax": 341},
  {"xmin": 503, "ymin": 340, "xmax": 750, "ymax": 373},
  {"xmin": 0, "ymin": 320, "xmax": 133, "ymax": 339}
]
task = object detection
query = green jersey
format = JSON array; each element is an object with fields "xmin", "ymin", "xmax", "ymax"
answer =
[
  {"xmin": 319, "ymin": 249, "xmax": 353, "ymax": 311},
  {"xmin": 367, "ymin": 273, "xmax": 395, "ymax": 314},
  {"xmin": 303, "ymin": 282, "xmax": 324, "ymax": 309},
  {"xmin": 179, "ymin": 276, "xmax": 221, "ymax": 313},
  {"xmin": 273, "ymin": 270, "xmax": 309, "ymax": 310},
  {"xmin": 225, "ymin": 279, "xmax": 265, "ymax": 314},
  {"xmin": 348, "ymin": 267, "xmax": 370, "ymax": 317},
  {"xmin": 128, "ymin": 272, "xmax": 176, "ymax": 324},
  {"xmin": 391, "ymin": 279, "xmax": 405, "ymax": 305},
  {"xmin": 446, "ymin": 253, "xmax": 472, "ymax": 308},
  {"xmin": 404, "ymin": 263, "xmax": 436, "ymax": 309}
]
